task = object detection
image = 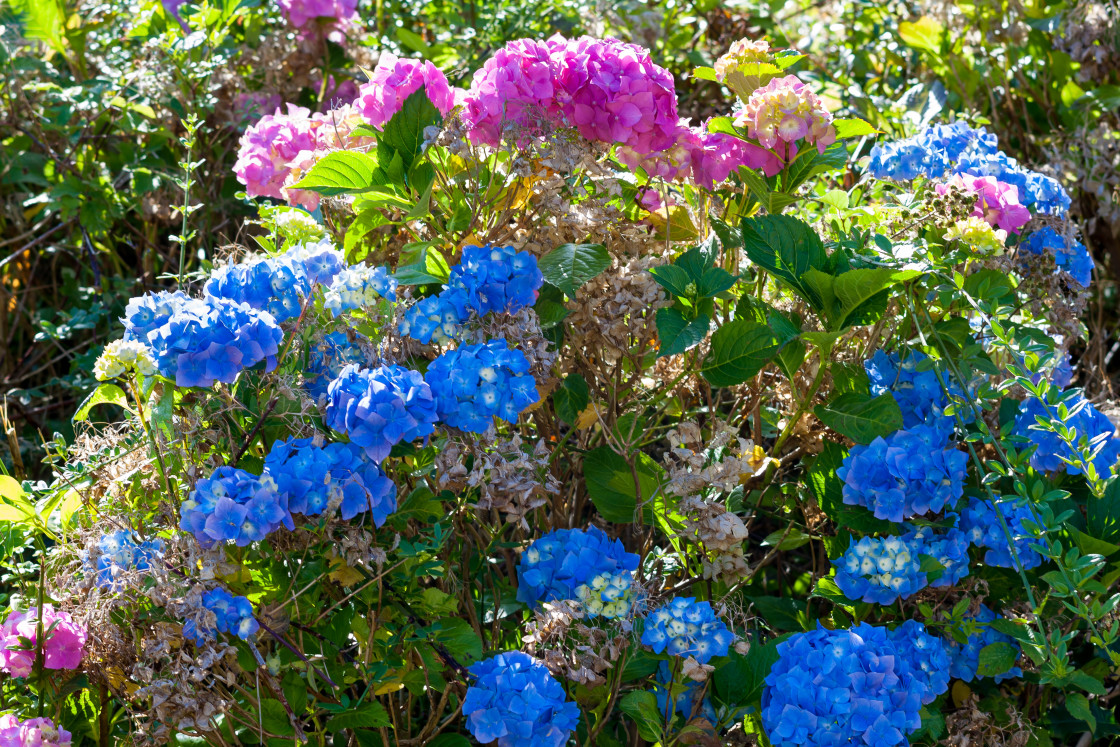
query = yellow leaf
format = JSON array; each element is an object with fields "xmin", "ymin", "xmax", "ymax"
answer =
[
  {"xmin": 951, "ymin": 680, "xmax": 972, "ymax": 708},
  {"xmin": 898, "ymin": 16, "xmax": 944, "ymax": 54},
  {"xmin": 575, "ymin": 403, "xmax": 601, "ymax": 430},
  {"xmin": 328, "ymin": 551, "xmax": 365, "ymax": 587}
]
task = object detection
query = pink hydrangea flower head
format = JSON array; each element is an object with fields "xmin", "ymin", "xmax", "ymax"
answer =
[
  {"xmin": 935, "ymin": 174, "xmax": 1032, "ymax": 234},
  {"xmin": 277, "ymin": 0, "xmax": 359, "ymax": 32},
  {"xmin": 735, "ymin": 74, "xmax": 836, "ymax": 160},
  {"xmin": 0, "ymin": 715, "xmax": 73, "ymax": 747},
  {"xmin": 550, "ymin": 35, "xmax": 681, "ymax": 155},
  {"xmin": 460, "ymin": 38, "xmax": 560, "ymax": 146},
  {"xmin": 689, "ymin": 126, "xmax": 784, "ymax": 187},
  {"xmin": 0, "ymin": 605, "xmax": 87, "ymax": 677},
  {"xmin": 356, "ymin": 53, "xmax": 455, "ymax": 129},
  {"xmin": 616, "ymin": 123, "xmax": 695, "ymax": 181},
  {"xmin": 234, "ymin": 104, "xmax": 317, "ymax": 200}
]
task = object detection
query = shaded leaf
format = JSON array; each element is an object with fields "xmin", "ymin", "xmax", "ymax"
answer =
[
  {"xmin": 814, "ymin": 392, "xmax": 903, "ymax": 444},
  {"xmin": 538, "ymin": 243, "xmax": 610, "ymax": 297}
]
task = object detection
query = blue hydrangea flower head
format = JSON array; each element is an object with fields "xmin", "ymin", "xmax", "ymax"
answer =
[
  {"xmin": 305, "ymin": 331, "xmax": 369, "ymax": 401},
  {"xmin": 575, "ymin": 570, "xmax": 635, "ymax": 619},
  {"xmin": 180, "ymin": 466, "xmax": 292, "ymax": 548},
  {"xmin": 1019, "ymin": 226, "xmax": 1093, "ymax": 288},
  {"xmin": 837, "ymin": 425, "xmax": 968, "ymax": 522},
  {"xmin": 653, "ymin": 661, "xmax": 717, "ymax": 724},
  {"xmin": 954, "ymin": 149, "xmax": 1070, "ymax": 215},
  {"xmin": 448, "ymin": 244, "xmax": 543, "ymax": 316},
  {"xmin": 866, "ymin": 122, "xmax": 994, "ymax": 181},
  {"xmin": 865, "ymin": 349, "xmax": 972, "ymax": 436},
  {"xmin": 184, "ymin": 587, "xmax": 260, "ymax": 644},
  {"xmin": 463, "ymin": 651, "xmax": 580, "ymax": 747},
  {"xmin": 762, "ymin": 622, "xmax": 947, "ymax": 746},
  {"xmin": 91, "ymin": 530, "xmax": 164, "ymax": 590},
  {"xmin": 124, "ymin": 292, "xmax": 284, "ymax": 388},
  {"xmin": 284, "ymin": 237, "xmax": 346, "ymax": 286},
  {"xmin": 264, "ymin": 436, "xmax": 397, "ymax": 524},
  {"xmin": 325, "ymin": 364, "xmax": 438, "ymax": 461},
  {"xmin": 204, "ymin": 252, "xmax": 311, "ymax": 322},
  {"xmin": 517, "ymin": 526, "xmax": 639, "ymax": 610},
  {"xmin": 887, "ymin": 620, "xmax": 952, "ymax": 704},
  {"xmin": 904, "ymin": 524, "xmax": 972, "ymax": 587},
  {"xmin": 425, "ymin": 340, "xmax": 539, "ymax": 433},
  {"xmin": 834, "ymin": 533, "xmax": 928, "ymax": 605},
  {"xmin": 1013, "ymin": 388, "xmax": 1120, "ymax": 477},
  {"xmin": 398, "ymin": 293, "xmax": 467, "ymax": 344},
  {"xmin": 323, "ymin": 264, "xmax": 398, "ymax": 316},
  {"xmin": 944, "ymin": 605, "xmax": 1022, "ymax": 682},
  {"xmin": 958, "ymin": 496, "xmax": 1043, "ymax": 570},
  {"xmin": 641, "ymin": 597, "xmax": 734, "ymax": 664}
]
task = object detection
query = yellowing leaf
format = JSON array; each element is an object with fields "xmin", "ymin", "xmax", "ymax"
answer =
[
  {"xmin": 576, "ymin": 403, "xmax": 601, "ymax": 430},
  {"xmin": 328, "ymin": 551, "xmax": 365, "ymax": 587},
  {"xmin": 899, "ymin": 16, "xmax": 944, "ymax": 54}
]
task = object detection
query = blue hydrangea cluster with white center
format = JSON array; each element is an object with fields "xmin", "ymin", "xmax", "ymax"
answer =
[
  {"xmin": 284, "ymin": 238, "xmax": 346, "ymax": 285},
  {"xmin": 323, "ymin": 264, "xmax": 398, "ymax": 317},
  {"xmin": 305, "ymin": 331, "xmax": 369, "ymax": 401},
  {"xmin": 833, "ymin": 527, "xmax": 969, "ymax": 605},
  {"xmin": 204, "ymin": 252, "xmax": 311, "ymax": 322},
  {"xmin": 425, "ymin": 340, "xmax": 539, "ymax": 433},
  {"xmin": 865, "ymin": 349, "xmax": 971, "ymax": 436},
  {"xmin": 463, "ymin": 651, "xmax": 580, "ymax": 747},
  {"xmin": 325, "ymin": 364, "xmax": 438, "ymax": 461},
  {"xmin": 516, "ymin": 526, "xmax": 639, "ymax": 610},
  {"xmin": 183, "ymin": 587, "xmax": 260, "ymax": 644},
  {"xmin": 398, "ymin": 244, "xmax": 542, "ymax": 344},
  {"xmin": 654, "ymin": 661, "xmax": 717, "ymax": 724},
  {"xmin": 866, "ymin": 122, "xmax": 1070, "ymax": 214},
  {"xmin": 263, "ymin": 436, "xmax": 397, "ymax": 524},
  {"xmin": 761, "ymin": 622, "xmax": 950, "ymax": 746},
  {"xmin": 179, "ymin": 466, "xmax": 292, "ymax": 548},
  {"xmin": 641, "ymin": 597, "xmax": 734, "ymax": 664},
  {"xmin": 123, "ymin": 291, "xmax": 283, "ymax": 388},
  {"xmin": 446, "ymin": 244, "xmax": 543, "ymax": 315},
  {"xmin": 92, "ymin": 530, "xmax": 163, "ymax": 590},
  {"xmin": 837, "ymin": 425, "xmax": 968, "ymax": 523},
  {"xmin": 1019, "ymin": 226, "xmax": 1094, "ymax": 288},
  {"xmin": 945, "ymin": 605, "xmax": 1022, "ymax": 683},
  {"xmin": 958, "ymin": 496, "xmax": 1043, "ymax": 570},
  {"xmin": 1013, "ymin": 388, "xmax": 1120, "ymax": 478},
  {"xmin": 575, "ymin": 571, "xmax": 635, "ymax": 619},
  {"xmin": 399, "ymin": 294, "xmax": 466, "ymax": 344}
]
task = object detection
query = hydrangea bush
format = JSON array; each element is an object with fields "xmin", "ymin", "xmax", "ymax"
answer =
[{"xmin": 4, "ymin": 20, "xmax": 1120, "ymax": 747}]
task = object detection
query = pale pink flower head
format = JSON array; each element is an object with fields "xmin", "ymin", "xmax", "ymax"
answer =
[
  {"xmin": 234, "ymin": 104, "xmax": 317, "ymax": 200},
  {"xmin": 0, "ymin": 715, "xmax": 73, "ymax": 747},
  {"xmin": 460, "ymin": 38, "xmax": 560, "ymax": 146},
  {"xmin": 936, "ymin": 174, "xmax": 1032, "ymax": 233},
  {"xmin": 0, "ymin": 605, "xmax": 87, "ymax": 677},
  {"xmin": 356, "ymin": 53, "xmax": 455, "ymax": 128},
  {"xmin": 734, "ymin": 74, "xmax": 836, "ymax": 161},
  {"xmin": 277, "ymin": 0, "xmax": 359, "ymax": 40},
  {"xmin": 616, "ymin": 123, "xmax": 696, "ymax": 181}
]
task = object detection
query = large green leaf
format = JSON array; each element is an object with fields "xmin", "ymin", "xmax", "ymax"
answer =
[
  {"xmin": 324, "ymin": 703, "xmax": 391, "ymax": 733},
  {"xmin": 656, "ymin": 308, "xmax": 709, "ymax": 358},
  {"xmin": 538, "ymin": 243, "xmax": 610, "ymax": 297},
  {"xmin": 814, "ymin": 392, "xmax": 903, "ymax": 444},
  {"xmin": 833, "ymin": 268, "xmax": 919, "ymax": 329},
  {"xmin": 377, "ymin": 88, "xmax": 443, "ymax": 177},
  {"xmin": 711, "ymin": 636, "xmax": 786, "ymax": 710},
  {"xmin": 701, "ymin": 319, "xmax": 779, "ymax": 387},
  {"xmin": 73, "ymin": 383, "xmax": 130, "ymax": 423},
  {"xmin": 1089, "ymin": 478, "xmax": 1120, "ymax": 544},
  {"xmin": 582, "ymin": 446, "xmax": 663, "ymax": 523},
  {"xmin": 976, "ymin": 641, "xmax": 1019, "ymax": 678},
  {"xmin": 741, "ymin": 215, "xmax": 828, "ymax": 311},
  {"xmin": 290, "ymin": 151, "xmax": 384, "ymax": 196},
  {"xmin": 553, "ymin": 374, "xmax": 589, "ymax": 425},
  {"xmin": 618, "ymin": 691, "xmax": 663, "ymax": 743}
]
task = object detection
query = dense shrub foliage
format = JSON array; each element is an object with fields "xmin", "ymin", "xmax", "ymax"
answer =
[{"xmin": 2, "ymin": 0, "xmax": 1120, "ymax": 745}]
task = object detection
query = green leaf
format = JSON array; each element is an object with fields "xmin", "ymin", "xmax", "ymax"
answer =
[
  {"xmin": 712, "ymin": 636, "xmax": 784, "ymax": 709},
  {"xmin": 899, "ymin": 16, "xmax": 945, "ymax": 54},
  {"xmin": 649, "ymin": 264, "xmax": 693, "ymax": 298},
  {"xmin": 553, "ymin": 374, "xmax": 589, "ymax": 425},
  {"xmin": 1088, "ymin": 478, "xmax": 1120, "ymax": 544},
  {"xmin": 324, "ymin": 703, "xmax": 391, "ymax": 733},
  {"xmin": 538, "ymin": 243, "xmax": 610, "ymax": 297},
  {"xmin": 618, "ymin": 691, "xmax": 663, "ymax": 743},
  {"xmin": 426, "ymin": 736, "xmax": 471, "ymax": 747},
  {"xmin": 832, "ymin": 118, "xmax": 879, "ymax": 139},
  {"xmin": 377, "ymin": 89, "xmax": 443, "ymax": 177},
  {"xmin": 656, "ymin": 308, "xmax": 709, "ymax": 358},
  {"xmin": 782, "ymin": 143, "xmax": 849, "ymax": 192},
  {"xmin": 833, "ymin": 268, "xmax": 919, "ymax": 329},
  {"xmin": 582, "ymin": 446, "xmax": 663, "ymax": 523},
  {"xmin": 3, "ymin": 0, "xmax": 66, "ymax": 56},
  {"xmin": 976, "ymin": 642, "xmax": 1019, "ymax": 678},
  {"xmin": 740, "ymin": 215, "xmax": 828, "ymax": 312},
  {"xmin": 748, "ymin": 596, "xmax": 807, "ymax": 632},
  {"xmin": 291, "ymin": 151, "xmax": 383, "ymax": 196},
  {"xmin": 1065, "ymin": 692, "xmax": 1094, "ymax": 732},
  {"xmin": 692, "ymin": 66, "xmax": 719, "ymax": 82},
  {"xmin": 814, "ymin": 392, "xmax": 903, "ymax": 444},
  {"xmin": 73, "ymin": 383, "xmax": 130, "ymax": 423},
  {"xmin": 1067, "ymin": 669, "xmax": 1108, "ymax": 696},
  {"xmin": 701, "ymin": 319, "xmax": 779, "ymax": 387},
  {"xmin": 423, "ymin": 618, "xmax": 482, "ymax": 662}
]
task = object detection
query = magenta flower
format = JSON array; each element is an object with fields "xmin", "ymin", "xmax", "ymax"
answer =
[
  {"xmin": 0, "ymin": 715, "xmax": 72, "ymax": 747},
  {"xmin": 689, "ymin": 126, "xmax": 784, "ymax": 186},
  {"xmin": 734, "ymin": 74, "xmax": 836, "ymax": 162},
  {"xmin": 356, "ymin": 53, "xmax": 455, "ymax": 128},
  {"xmin": 277, "ymin": 0, "xmax": 359, "ymax": 41},
  {"xmin": 234, "ymin": 104, "xmax": 318, "ymax": 201},
  {"xmin": 936, "ymin": 174, "xmax": 1032, "ymax": 233},
  {"xmin": 460, "ymin": 38, "xmax": 560, "ymax": 146},
  {"xmin": 0, "ymin": 605, "xmax": 87, "ymax": 677}
]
